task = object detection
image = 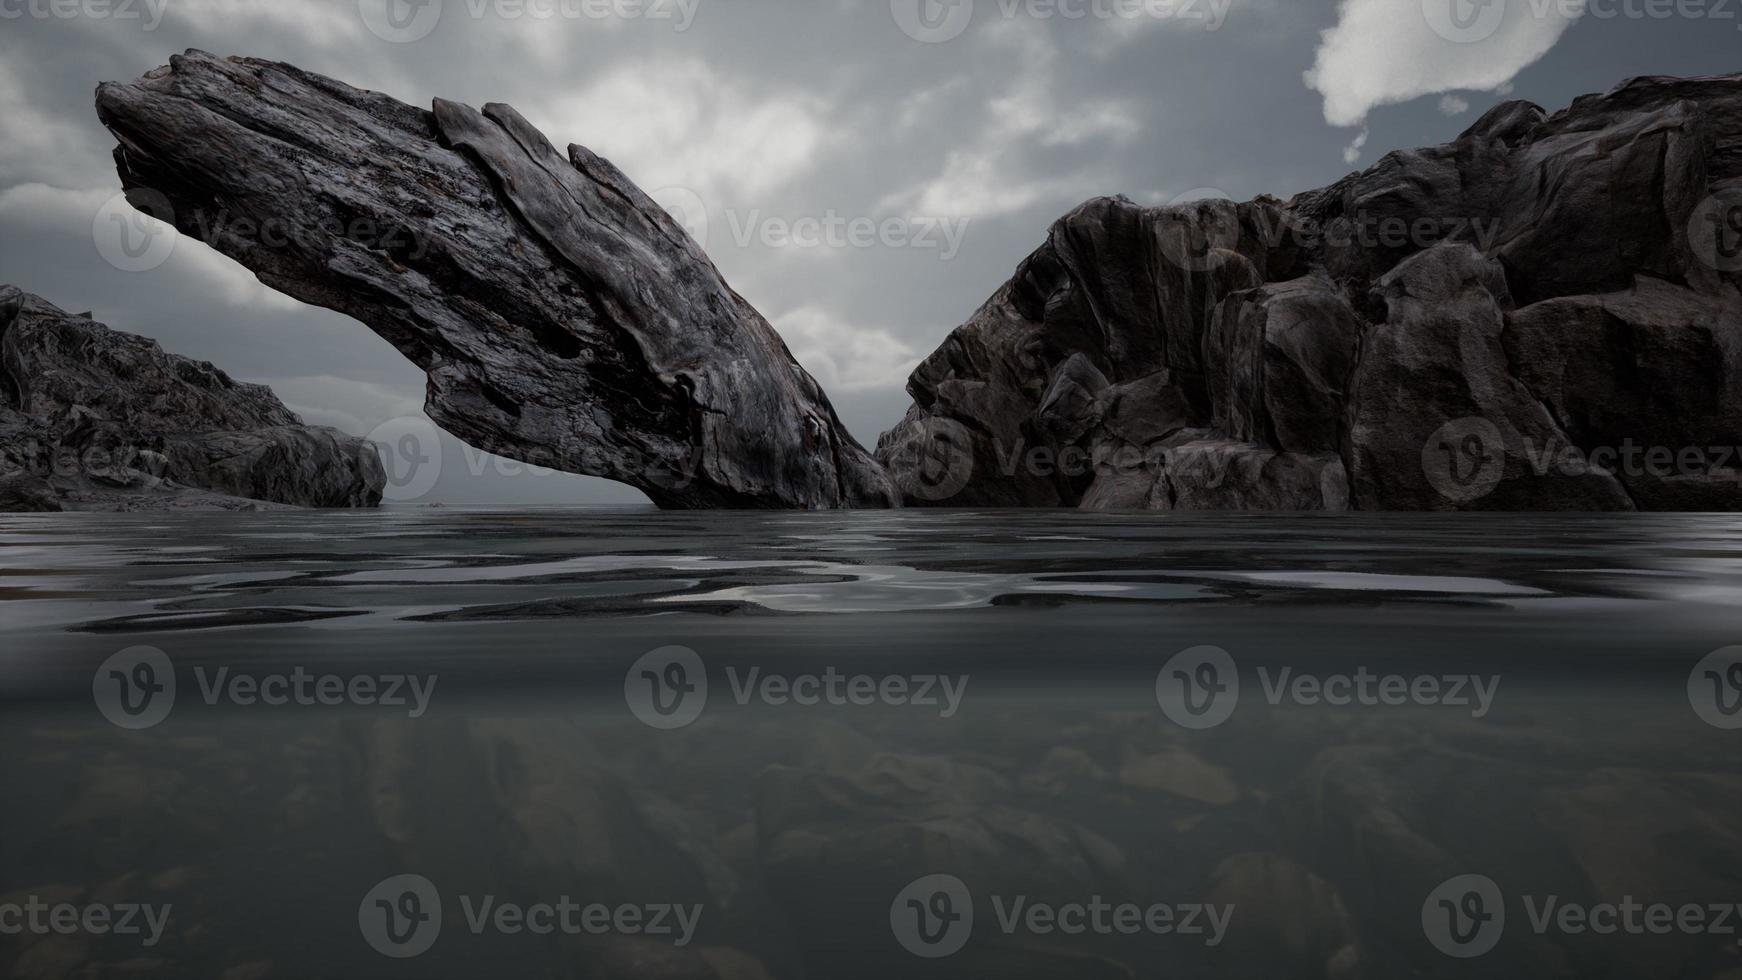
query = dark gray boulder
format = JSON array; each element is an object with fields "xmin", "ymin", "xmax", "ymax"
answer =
[
  {"xmin": 882, "ymin": 73, "xmax": 1742, "ymax": 510},
  {"xmin": 0, "ymin": 285, "xmax": 384, "ymax": 511},
  {"xmin": 95, "ymin": 50, "xmax": 894, "ymax": 510}
]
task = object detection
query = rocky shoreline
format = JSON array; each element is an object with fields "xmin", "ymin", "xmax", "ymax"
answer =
[
  {"xmin": 7, "ymin": 59, "xmax": 1739, "ymax": 512},
  {"xmin": 0, "ymin": 286, "xmax": 383, "ymax": 512}
]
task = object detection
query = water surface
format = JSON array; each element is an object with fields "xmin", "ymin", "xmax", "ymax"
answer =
[{"xmin": 2, "ymin": 510, "xmax": 1739, "ymax": 978}]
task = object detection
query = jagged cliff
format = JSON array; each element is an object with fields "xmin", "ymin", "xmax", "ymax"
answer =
[
  {"xmin": 0, "ymin": 286, "xmax": 383, "ymax": 511},
  {"xmin": 878, "ymin": 74, "xmax": 1742, "ymax": 510},
  {"xmin": 81, "ymin": 56, "xmax": 1742, "ymax": 511},
  {"xmin": 94, "ymin": 51, "xmax": 895, "ymax": 511}
]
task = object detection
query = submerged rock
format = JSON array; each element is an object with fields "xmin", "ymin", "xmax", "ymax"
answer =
[
  {"xmin": 881, "ymin": 74, "xmax": 1742, "ymax": 510},
  {"xmin": 95, "ymin": 50, "xmax": 894, "ymax": 510},
  {"xmin": 0, "ymin": 286, "xmax": 383, "ymax": 511}
]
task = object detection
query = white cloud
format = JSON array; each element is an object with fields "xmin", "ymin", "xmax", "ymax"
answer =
[
  {"xmin": 1305, "ymin": 0, "xmax": 1581, "ymax": 128},
  {"xmin": 773, "ymin": 306, "xmax": 919, "ymax": 393},
  {"xmin": 530, "ymin": 59, "xmax": 827, "ymax": 206},
  {"xmin": 879, "ymin": 21, "xmax": 1140, "ymax": 220},
  {"xmin": 1438, "ymin": 94, "xmax": 1472, "ymax": 116},
  {"xmin": 1342, "ymin": 128, "xmax": 1369, "ymax": 165}
]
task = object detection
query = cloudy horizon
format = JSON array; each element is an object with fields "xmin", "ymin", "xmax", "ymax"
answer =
[{"xmin": 2, "ymin": 0, "xmax": 1736, "ymax": 504}]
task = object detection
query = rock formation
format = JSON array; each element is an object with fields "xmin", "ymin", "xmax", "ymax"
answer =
[
  {"xmin": 89, "ymin": 56, "xmax": 1742, "ymax": 511},
  {"xmin": 0, "ymin": 286, "xmax": 383, "ymax": 511},
  {"xmin": 879, "ymin": 74, "xmax": 1742, "ymax": 510},
  {"xmin": 94, "ymin": 51, "xmax": 895, "ymax": 510}
]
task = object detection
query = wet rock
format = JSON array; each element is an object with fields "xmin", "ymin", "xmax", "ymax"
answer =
[
  {"xmin": 1117, "ymin": 745, "xmax": 1239, "ymax": 806},
  {"xmin": 756, "ymin": 749, "xmax": 1133, "ymax": 976},
  {"xmin": 0, "ymin": 286, "xmax": 383, "ymax": 511},
  {"xmin": 1204, "ymin": 853, "xmax": 1360, "ymax": 980},
  {"xmin": 0, "ymin": 472, "xmax": 61, "ymax": 512},
  {"xmin": 95, "ymin": 51, "xmax": 893, "ymax": 510}
]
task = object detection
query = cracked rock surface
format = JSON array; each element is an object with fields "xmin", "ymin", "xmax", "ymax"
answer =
[
  {"xmin": 0, "ymin": 285, "xmax": 384, "ymax": 511},
  {"xmin": 95, "ymin": 51, "xmax": 895, "ymax": 510},
  {"xmin": 879, "ymin": 74, "xmax": 1742, "ymax": 510}
]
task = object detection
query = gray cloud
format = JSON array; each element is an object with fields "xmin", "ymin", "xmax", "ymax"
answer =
[{"xmin": 0, "ymin": 0, "xmax": 1733, "ymax": 503}]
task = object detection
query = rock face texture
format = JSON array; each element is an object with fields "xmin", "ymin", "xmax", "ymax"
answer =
[
  {"xmin": 95, "ymin": 50, "xmax": 895, "ymax": 510},
  {"xmin": 0, "ymin": 286, "xmax": 384, "ymax": 511},
  {"xmin": 879, "ymin": 74, "xmax": 1742, "ymax": 510}
]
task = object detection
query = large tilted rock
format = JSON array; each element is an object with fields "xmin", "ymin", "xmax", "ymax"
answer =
[
  {"xmin": 0, "ymin": 285, "xmax": 383, "ymax": 511},
  {"xmin": 95, "ymin": 50, "xmax": 895, "ymax": 510},
  {"xmin": 881, "ymin": 74, "xmax": 1742, "ymax": 510}
]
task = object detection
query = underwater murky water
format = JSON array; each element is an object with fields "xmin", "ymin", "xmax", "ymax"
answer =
[{"xmin": 3, "ymin": 509, "xmax": 1740, "ymax": 978}]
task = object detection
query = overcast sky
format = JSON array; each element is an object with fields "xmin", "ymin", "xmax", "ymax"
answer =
[{"xmin": 1, "ymin": 0, "xmax": 1736, "ymax": 505}]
